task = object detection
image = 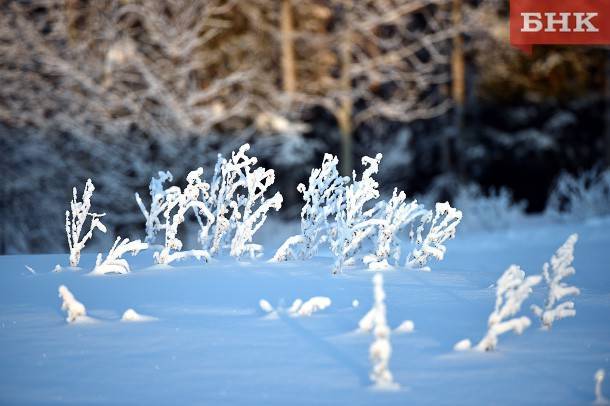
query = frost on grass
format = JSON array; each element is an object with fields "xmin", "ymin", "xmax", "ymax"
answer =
[
  {"xmin": 457, "ymin": 265, "xmax": 541, "ymax": 352},
  {"xmin": 272, "ymin": 154, "xmax": 346, "ymax": 262},
  {"xmin": 288, "ymin": 297, "xmax": 332, "ymax": 317},
  {"xmin": 274, "ymin": 153, "xmax": 461, "ymax": 273},
  {"xmin": 58, "ymin": 285, "xmax": 87, "ymax": 323},
  {"xmin": 531, "ymin": 234, "xmax": 580, "ymax": 329},
  {"xmin": 595, "ymin": 369, "xmax": 609, "ymax": 405},
  {"xmin": 65, "ymin": 179, "xmax": 106, "ymax": 267},
  {"xmin": 121, "ymin": 309, "xmax": 157, "ymax": 322},
  {"xmin": 91, "ymin": 237, "xmax": 148, "ymax": 275},
  {"xmin": 135, "ymin": 171, "xmax": 173, "ymax": 244},
  {"xmin": 366, "ymin": 273, "xmax": 399, "ymax": 389}
]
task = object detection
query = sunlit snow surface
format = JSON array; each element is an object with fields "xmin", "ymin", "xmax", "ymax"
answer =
[{"xmin": 1, "ymin": 217, "xmax": 609, "ymax": 405}]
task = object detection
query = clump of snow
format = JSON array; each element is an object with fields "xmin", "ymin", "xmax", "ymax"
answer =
[
  {"xmin": 367, "ymin": 273, "xmax": 399, "ymax": 389},
  {"xmin": 531, "ymin": 234, "xmax": 580, "ymax": 329},
  {"xmin": 352, "ymin": 299, "xmax": 359, "ymax": 308},
  {"xmin": 53, "ymin": 264, "xmax": 62, "ymax": 273},
  {"xmin": 453, "ymin": 339, "xmax": 472, "ymax": 351},
  {"xmin": 91, "ymin": 237, "xmax": 148, "ymax": 275},
  {"xmin": 473, "ymin": 265, "xmax": 541, "ymax": 351},
  {"xmin": 135, "ymin": 170, "xmax": 173, "ymax": 244},
  {"xmin": 121, "ymin": 309, "xmax": 157, "ymax": 323},
  {"xmin": 259, "ymin": 299, "xmax": 273, "ymax": 313},
  {"xmin": 290, "ymin": 297, "xmax": 332, "ymax": 317},
  {"xmin": 65, "ymin": 179, "xmax": 107, "ymax": 267},
  {"xmin": 58, "ymin": 285, "xmax": 87, "ymax": 323},
  {"xmin": 394, "ymin": 320, "xmax": 415, "ymax": 334},
  {"xmin": 595, "ymin": 369, "xmax": 609, "ymax": 405}
]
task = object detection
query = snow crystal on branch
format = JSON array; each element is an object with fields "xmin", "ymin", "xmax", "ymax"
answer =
[
  {"xmin": 91, "ymin": 237, "xmax": 148, "ymax": 275},
  {"xmin": 366, "ymin": 273, "xmax": 398, "ymax": 389},
  {"xmin": 474, "ymin": 265, "xmax": 541, "ymax": 351},
  {"xmin": 58, "ymin": 285, "xmax": 87, "ymax": 323},
  {"xmin": 406, "ymin": 202, "xmax": 462, "ymax": 270},
  {"xmin": 65, "ymin": 179, "xmax": 107, "ymax": 267},
  {"xmin": 272, "ymin": 154, "xmax": 347, "ymax": 262},
  {"xmin": 135, "ymin": 171, "xmax": 173, "ymax": 244},
  {"xmin": 330, "ymin": 154, "xmax": 383, "ymax": 274},
  {"xmin": 154, "ymin": 168, "xmax": 214, "ymax": 265},
  {"xmin": 531, "ymin": 234, "xmax": 580, "ymax": 329}
]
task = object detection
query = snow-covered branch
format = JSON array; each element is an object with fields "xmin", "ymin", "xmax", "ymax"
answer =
[
  {"xmin": 135, "ymin": 171, "xmax": 173, "ymax": 244},
  {"xmin": 531, "ymin": 234, "xmax": 580, "ymax": 329},
  {"xmin": 406, "ymin": 202, "xmax": 462, "ymax": 270},
  {"xmin": 58, "ymin": 285, "xmax": 87, "ymax": 323},
  {"xmin": 91, "ymin": 237, "xmax": 148, "ymax": 275},
  {"xmin": 272, "ymin": 154, "xmax": 347, "ymax": 262},
  {"xmin": 65, "ymin": 179, "xmax": 107, "ymax": 267},
  {"xmin": 474, "ymin": 265, "xmax": 541, "ymax": 351},
  {"xmin": 154, "ymin": 168, "xmax": 214, "ymax": 265}
]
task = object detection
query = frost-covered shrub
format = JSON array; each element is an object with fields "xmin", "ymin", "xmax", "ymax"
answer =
[
  {"xmin": 135, "ymin": 171, "xmax": 173, "ymax": 244},
  {"xmin": 475, "ymin": 265, "xmax": 541, "ymax": 351},
  {"xmin": 147, "ymin": 144, "xmax": 282, "ymax": 264},
  {"xmin": 330, "ymin": 154, "xmax": 383, "ymax": 274},
  {"xmin": 272, "ymin": 154, "xmax": 347, "ymax": 262},
  {"xmin": 546, "ymin": 168, "xmax": 610, "ymax": 221},
  {"xmin": 405, "ymin": 202, "xmax": 462, "ymax": 270},
  {"xmin": 201, "ymin": 144, "xmax": 283, "ymax": 259},
  {"xmin": 365, "ymin": 273, "xmax": 398, "ymax": 389},
  {"xmin": 58, "ymin": 285, "xmax": 87, "ymax": 323},
  {"xmin": 274, "ymin": 153, "xmax": 461, "ymax": 273},
  {"xmin": 453, "ymin": 184, "xmax": 526, "ymax": 231},
  {"xmin": 65, "ymin": 179, "xmax": 107, "ymax": 267},
  {"xmin": 91, "ymin": 237, "xmax": 148, "ymax": 275},
  {"xmin": 154, "ymin": 168, "xmax": 214, "ymax": 265},
  {"xmin": 531, "ymin": 234, "xmax": 580, "ymax": 329},
  {"xmin": 288, "ymin": 297, "xmax": 332, "ymax": 317},
  {"xmin": 363, "ymin": 190, "xmax": 428, "ymax": 270}
]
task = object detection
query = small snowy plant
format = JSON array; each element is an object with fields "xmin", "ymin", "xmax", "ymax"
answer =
[
  {"xmin": 58, "ymin": 285, "xmax": 87, "ymax": 323},
  {"xmin": 91, "ymin": 237, "xmax": 148, "ymax": 275},
  {"xmin": 272, "ymin": 154, "xmax": 347, "ymax": 261},
  {"xmin": 595, "ymin": 369, "xmax": 609, "ymax": 405},
  {"xmin": 456, "ymin": 265, "xmax": 541, "ymax": 351},
  {"xmin": 531, "ymin": 234, "xmax": 580, "ymax": 329},
  {"xmin": 364, "ymin": 190, "xmax": 428, "ymax": 270},
  {"xmin": 288, "ymin": 296, "xmax": 332, "ymax": 317},
  {"xmin": 135, "ymin": 171, "xmax": 173, "ymax": 244},
  {"xmin": 365, "ymin": 273, "xmax": 398, "ymax": 389},
  {"xmin": 65, "ymin": 179, "xmax": 107, "ymax": 267},
  {"xmin": 406, "ymin": 202, "xmax": 462, "ymax": 270},
  {"xmin": 154, "ymin": 168, "xmax": 214, "ymax": 265},
  {"xmin": 475, "ymin": 265, "xmax": 541, "ymax": 351},
  {"xmin": 330, "ymin": 154, "xmax": 383, "ymax": 274},
  {"xmin": 201, "ymin": 144, "xmax": 283, "ymax": 259}
]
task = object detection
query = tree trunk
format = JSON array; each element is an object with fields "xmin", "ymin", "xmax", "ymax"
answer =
[
  {"xmin": 449, "ymin": 0, "xmax": 465, "ymax": 176},
  {"xmin": 280, "ymin": 0, "xmax": 296, "ymax": 95},
  {"xmin": 338, "ymin": 8, "xmax": 353, "ymax": 176}
]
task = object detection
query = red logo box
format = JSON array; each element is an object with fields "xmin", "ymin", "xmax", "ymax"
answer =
[{"xmin": 510, "ymin": 0, "xmax": 610, "ymax": 53}]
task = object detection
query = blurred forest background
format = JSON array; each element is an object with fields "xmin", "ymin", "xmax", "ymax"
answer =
[{"xmin": 1, "ymin": 0, "xmax": 609, "ymax": 254}]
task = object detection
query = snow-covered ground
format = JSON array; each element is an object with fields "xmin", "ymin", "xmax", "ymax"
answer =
[{"xmin": 0, "ymin": 217, "xmax": 609, "ymax": 405}]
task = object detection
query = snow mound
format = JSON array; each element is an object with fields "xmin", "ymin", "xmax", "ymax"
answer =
[{"xmin": 121, "ymin": 309, "xmax": 157, "ymax": 322}]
